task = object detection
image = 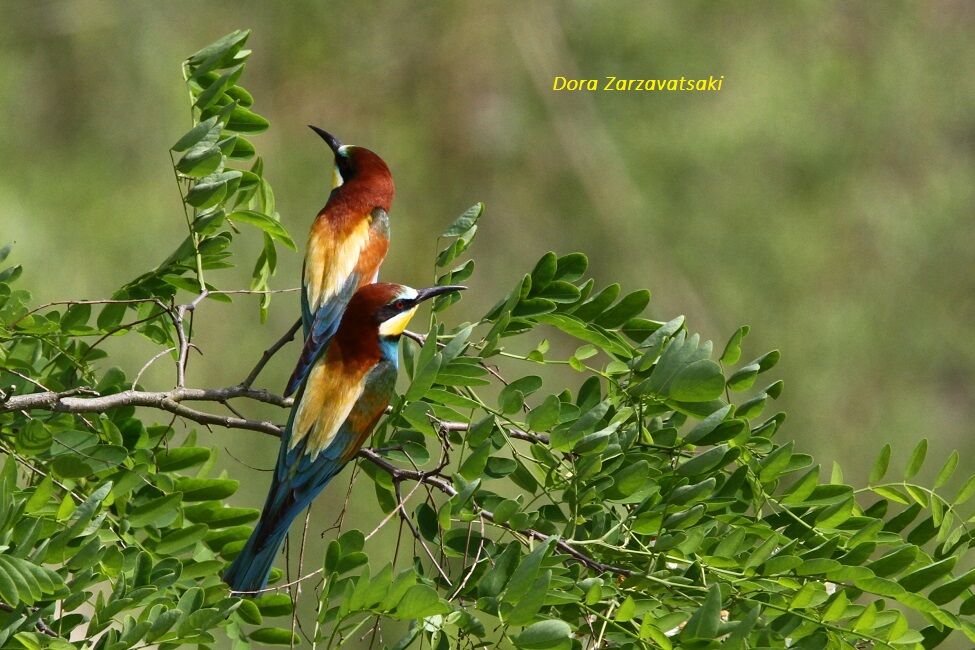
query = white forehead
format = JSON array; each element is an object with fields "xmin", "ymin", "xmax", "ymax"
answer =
[{"xmin": 396, "ymin": 286, "xmax": 419, "ymax": 300}]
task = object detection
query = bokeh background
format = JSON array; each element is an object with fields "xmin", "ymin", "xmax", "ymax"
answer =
[{"xmin": 2, "ymin": 1, "xmax": 974, "ymax": 638}]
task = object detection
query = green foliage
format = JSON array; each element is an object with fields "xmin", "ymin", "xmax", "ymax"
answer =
[{"xmin": 1, "ymin": 30, "xmax": 974, "ymax": 650}]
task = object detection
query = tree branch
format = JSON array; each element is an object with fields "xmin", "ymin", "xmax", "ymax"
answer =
[
  {"xmin": 242, "ymin": 317, "xmax": 302, "ymax": 388},
  {"xmin": 1, "ymin": 386, "xmax": 290, "ymax": 437},
  {"xmin": 0, "ymin": 602, "xmax": 58, "ymax": 638},
  {"xmin": 3, "ymin": 373, "xmax": 619, "ymax": 579}
]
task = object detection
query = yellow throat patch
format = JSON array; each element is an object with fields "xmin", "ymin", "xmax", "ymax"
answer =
[{"xmin": 379, "ymin": 306, "xmax": 418, "ymax": 337}]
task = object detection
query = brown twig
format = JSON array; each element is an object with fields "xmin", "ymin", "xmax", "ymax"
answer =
[
  {"xmin": 1, "ymin": 386, "xmax": 290, "ymax": 436},
  {"xmin": 0, "ymin": 602, "xmax": 58, "ymax": 638},
  {"xmin": 393, "ymin": 481, "xmax": 453, "ymax": 585},
  {"xmin": 242, "ymin": 318, "xmax": 303, "ymax": 388}
]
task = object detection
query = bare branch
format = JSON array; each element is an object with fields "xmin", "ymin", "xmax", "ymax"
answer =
[
  {"xmin": 1, "ymin": 385, "xmax": 290, "ymax": 437},
  {"xmin": 242, "ymin": 318, "xmax": 303, "ymax": 388}
]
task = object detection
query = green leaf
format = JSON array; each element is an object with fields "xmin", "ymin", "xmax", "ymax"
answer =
[
  {"xmin": 529, "ymin": 252, "xmax": 557, "ymax": 291},
  {"xmin": 96, "ymin": 302, "xmax": 128, "ymax": 330},
  {"xmin": 905, "ymin": 439, "xmax": 927, "ymax": 479},
  {"xmin": 176, "ymin": 126, "xmax": 223, "ymax": 177},
  {"xmin": 726, "ymin": 363, "xmax": 760, "ymax": 392},
  {"xmin": 667, "ymin": 359, "xmax": 725, "ymax": 402},
  {"xmin": 156, "ymin": 447, "xmax": 211, "ymax": 472},
  {"xmin": 535, "ymin": 313, "xmax": 631, "ymax": 357},
  {"xmin": 934, "ymin": 450, "xmax": 959, "ymax": 488},
  {"xmin": 555, "ymin": 253, "xmax": 588, "ymax": 281},
  {"xmin": 248, "ymin": 628, "xmax": 299, "ymax": 645},
  {"xmin": 128, "ymin": 492, "xmax": 183, "ymax": 528},
  {"xmin": 538, "ymin": 281, "xmax": 581, "ymax": 303},
  {"xmin": 594, "ymin": 290, "xmax": 651, "ymax": 328},
  {"xmin": 236, "ymin": 599, "xmax": 262, "ymax": 625},
  {"xmin": 498, "ymin": 376, "xmax": 543, "ymax": 413},
  {"xmin": 155, "ymin": 524, "xmax": 208, "ymax": 555},
  {"xmin": 16, "ymin": 420, "xmax": 52, "ymax": 456},
  {"xmin": 954, "ymin": 474, "xmax": 975, "ymax": 505},
  {"xmin": 225, "ymin": 106, "xmax": 270, "ymax": 133},
  {"xmin": 572, "ymin": 283, "xmax": 620, "ymax": 321},
  {"xmin": 867, "ymin": 545, "xmax": 918, "ymax": 577},
  {"xmin": 172, "ymin": 116, "xmax": 220, "ymax": 151},
  {"xmin": 187, "ymin": 29, "xmax": 250, "ymax": 67},
  {"xmin": 492, "ymin": 499, "xmax": 520, "ymax": 525},
  {"xmin": 681, "ymin": 583, "xmax": 722, "ymax": 640},
  {"xmin": 504, "ymin": 537, "xmax": 556, "ymax": 604},
  {"xmin": 194, "ymin": 64, "xmax": 243, "ymax": 110},
  {"xmin": 185, "ymin": 171, "xmax": 241, "ymax": 208},
  {"xmin": 899, "ymin": 556, "xmax": 956, "ymax": 591},
  {"xmin": 174, "ymin": 477, "xmax": 239, "ymax": 501},
  {"xmin": 458, "ymin": 441, "xmax": 491, "ymax": 481},
  {"xmin": 62, "ymin": 303, "xmax": 91, "ymax": 330},
  {"xmin": 611, "ymin": 460, "xmax": 650, "ymax": 498},
  {"xmin": 748, "ymin": 349, "xmax": 780, "ymax": 372},
  {"xmin": 683, "ymin": 405, "xmax": 733, "ymax": 444},
  {"xmin": 870, "ymin": 443, "xmax": 891, "ymax": 484},
  {"xmin": 0, "ymin": 566, "xmax": 20, "ymax": 607},
  {"xmin": 929, "ymin": 568, "xmax": 975, "ymax": 605},
  {"xmin": 527, "ymin": 395, "xmax": 561, "ymax": 431},
  {"xmin": 394, "ymin": 584, "xmax": 449, "ymax": 619},
  {"xmin": 254, "ymin": 593, "xmax": 293, "ymax": 617},
  {"xmin": 677, "ymin": 445, "xmax": 729, "ymax": 477},
  {"xmin": 720, "ymin": 325, "xmax": 749, "ymax": 365},
  {"xmin": 513, "ymin": 619, "xmax": 572, "ymax": 649},
  {"xmin": 615, "ymin": 595, "xmax": 636, "ymax": 622},
  {"xmin": 441, "ymin": 202, "xmax": 483, "ymax": 237},
  {"xmin": 505, "ymin": 569, "xmax": 551, "ymax": 625},
  {"xmin": 227, "ymin": 210, "xmax": 296, "ymax": 250}
]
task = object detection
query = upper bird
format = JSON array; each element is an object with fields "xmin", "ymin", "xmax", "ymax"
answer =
[
  {"xmin": 223, "ymin": 282, "xmax": 465, "ymax": 594},
  {"xmin": 284, "ymin": 126, "xmax": 394, "ymax": 397}
]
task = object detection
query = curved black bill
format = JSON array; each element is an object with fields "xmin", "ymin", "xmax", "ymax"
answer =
[
  {"xmin": 308, "ymin": 125, "xmax": 343, "ymax": 155},
  {"xmin": 415, "ymin": 285, "xmax": 466, "ymax": 304}
]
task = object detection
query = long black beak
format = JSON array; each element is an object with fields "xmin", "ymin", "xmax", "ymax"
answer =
[
  {"xmin": 308, "ymin": 125, "xmax": 343, "ymax": 155},
  {"xmin": 415, "ymin": 285, "xmax": 466, "ymax": 304}
]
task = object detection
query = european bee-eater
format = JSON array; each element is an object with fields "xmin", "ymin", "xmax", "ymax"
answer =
[
  {"xmin": 284, "ymin": 126, "xmax": 394, "ymax": 397},
  {"xmin": 224, "ymin": 282, "xmax": 465, "ymax": 593}
]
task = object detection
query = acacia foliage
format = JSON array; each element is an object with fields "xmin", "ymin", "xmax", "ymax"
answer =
[{"xmin": 1, "ymin": 30, "xmax": 974, "ymax": 650}]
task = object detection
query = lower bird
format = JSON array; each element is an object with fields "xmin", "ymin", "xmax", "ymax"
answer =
[{"xmin": 223, "ymin": 282, "xmax": 465, "ymax": 593}]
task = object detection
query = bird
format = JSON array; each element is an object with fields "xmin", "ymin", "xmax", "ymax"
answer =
[
  {"xmin": 223, "ymin": 282, "xmax": 465, "ymax": 593},
  {"xmin": 284, "ymin": 126, "xmax": 394, "ymax": 398}
]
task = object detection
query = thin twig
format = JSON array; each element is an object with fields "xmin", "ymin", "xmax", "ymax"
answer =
[
  {"xmin": 133, "ymin": 347, "xmax": 177, "ymax": 387},
  {"xmin": 210, "ymin": 287, "xmax": 301, "ymax": 296},
  {"xmin": 0, "ymin": 602, "xmax": 59, "ymax": 637},
  {"xmin": 292, "ymin": 508, "xmax": 313, "ymax": 647},
  {"xmin": 81, "ymin": 307, "xmax": 172, "ymax": 362},
  {"xmin": 394, "ymin": 481, "xmax": 453, "ymax": 585},
  {"xmin": 242, "ymin": 318, "xmax": 303, "ymax": 388},
  {"xmin": 358, "ymin": 449, "xmax": 632, "ymax": 578},
  {"xmin": 364, "ymin": 481, "xmax": 424, "ymax": 541},
  {"xmin": 10, "ymin": 298, "xmax": 162, "ymax": 326}
]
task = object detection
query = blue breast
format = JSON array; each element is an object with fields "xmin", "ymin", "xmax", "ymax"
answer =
[{"xmin": 379, "ymin": 337, "xmax": 400, "ymax": 366}]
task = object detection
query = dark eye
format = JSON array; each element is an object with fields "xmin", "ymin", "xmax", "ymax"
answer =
[{"xmin": 392, "ymin": 300, "xmax": 406, "ymax": 310}]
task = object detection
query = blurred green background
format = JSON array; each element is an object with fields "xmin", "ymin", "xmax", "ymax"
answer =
[{"xmin": 2, "ymin": 0, "xmax": 974, "ymax": 597}]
